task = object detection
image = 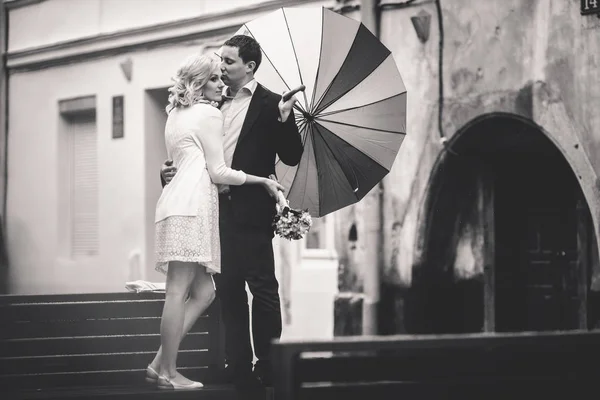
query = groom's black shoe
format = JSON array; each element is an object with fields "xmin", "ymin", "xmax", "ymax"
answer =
[
  {"xmin": 234, "ymin": 372, "xmax": 262, "ymax": 391},
  {"xmin": 221, "ymin": 364, "xmax": 235, "ymax": 384},
  {"xmin": 253, "ymin": 361, "xmax": 273, "ymax": 387},
  {"xmin": 226, "ymin": 363, "xmax": 262, "ymax": 390}
]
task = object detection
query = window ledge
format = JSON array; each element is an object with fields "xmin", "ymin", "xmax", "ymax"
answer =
[{"xmin": 302, "ymin": 249, "xmax": 338, "ymax": 260}]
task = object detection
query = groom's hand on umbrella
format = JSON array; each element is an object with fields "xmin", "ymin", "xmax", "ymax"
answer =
[
  {"xmin": 278, "ymin": 85, "xmax": 305, "ymax": 123},
  {"xmin": 161, "ymin": 160, "xmax": 177, "ymax": 184}
]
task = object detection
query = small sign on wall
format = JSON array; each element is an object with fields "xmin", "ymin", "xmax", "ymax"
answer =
[
  {"xmin": 112, "ymin": 95, "xmax": 124, "ymax": 139},
  {"xmin": 581, "ymin": 0, "xmax": 600, "ymax": 15}
]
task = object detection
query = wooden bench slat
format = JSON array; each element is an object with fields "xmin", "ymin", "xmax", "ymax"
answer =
[
  {"xmin": 298, "ymin": 379, "xmax": 585, "ymax": 400},
  {"xmin": 274, "ymin": 330, "xmax": 600, "ymax": 353},
  {"xmin": 272, "ymin": 331, "xmax": 600, "ymax": 400},
  {"xmin": 1, "ymin": 316, "xmax": 212, "ymax": 339},
  {"xmin": 295, "ymin": 347, "xmax": 596, "ymax": 383},
  {"xmin": 1, "ymin": 349, "xmax": 211, "ymax": 375},
  {"xmin": 0, "ymin": 332, "xmax": 210, "ymax": 357}
]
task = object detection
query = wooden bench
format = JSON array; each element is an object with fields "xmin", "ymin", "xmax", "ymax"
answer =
[
  {"xmin": 271, "ymin": 330, "xmax": 600, "ymax": 400},
  {"xmin": 0, "ymin": 292, "xmax": 233, "ymax": 400}
]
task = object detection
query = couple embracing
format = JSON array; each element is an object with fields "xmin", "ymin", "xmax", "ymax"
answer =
[{"xmin": 148, "ymin": 35, "xmax": 303, "ymax": 390}]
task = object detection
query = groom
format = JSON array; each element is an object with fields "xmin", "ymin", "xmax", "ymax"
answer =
[{"xmin": 161, "ymin": 35, "xmax": 303, "ymax": 387}]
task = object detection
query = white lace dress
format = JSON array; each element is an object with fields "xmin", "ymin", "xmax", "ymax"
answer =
[{"xmin": 154, "ymin": 103, "xmax": 246, "ymax": 275}]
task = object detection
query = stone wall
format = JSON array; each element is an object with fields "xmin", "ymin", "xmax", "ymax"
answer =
[{"xmin": 335, "ymin": 0, "xmax": 600, "ymax": 334}]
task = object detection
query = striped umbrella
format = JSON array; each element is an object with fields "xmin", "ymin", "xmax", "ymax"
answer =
[{"xmin": 236, "ymin": 6, "xmax": 407, "ymax": 217}]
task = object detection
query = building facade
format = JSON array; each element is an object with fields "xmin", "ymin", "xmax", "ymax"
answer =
[
  {"xmin": 333, "ymin": 0, "xmax": 600, "ymax": 335},
  {"xmin": 1, "ymin": 0, "xmax": 339, "ymax": 340},
  {"xmin": 3, "ymin": 0, "xmax": 600, "ymax": 339}
]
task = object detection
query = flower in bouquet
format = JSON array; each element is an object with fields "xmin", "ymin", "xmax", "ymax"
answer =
[{"xmin": 273, "ymin": 191, "xmax": 312, "ymax": 240}]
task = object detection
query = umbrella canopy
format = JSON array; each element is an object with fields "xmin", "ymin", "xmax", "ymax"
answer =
[{"xmin": 236, "ymin": 6, "xmax": 407, "ymax": 217}]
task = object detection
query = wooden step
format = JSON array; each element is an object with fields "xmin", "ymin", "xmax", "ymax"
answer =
[
  {"xmin": 6, "ymin": 385, "xmax": 275, "ymax": 400},
  {"xmin": 0, "ymin": 293, "xmax": 226, "ymax": 392}
]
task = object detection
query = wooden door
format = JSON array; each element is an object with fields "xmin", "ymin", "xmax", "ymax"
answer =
[{"xmin": 494, "ymin": 153, "xmax": 588, "ymax": 332}]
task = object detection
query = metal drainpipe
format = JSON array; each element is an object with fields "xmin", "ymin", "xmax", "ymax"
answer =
[
  {"xmin": 361, "ymin": 0, "xmax": 379, "ymax": 37},
  {"xmin": 1, "ymin": 0, "xmax": 7, "ymax": 222},
  {"xmin": 360, "ymin": 0, "xmax": 382, "ymax": 335},
  {"xmin": 0, "ymin": 1, "xmax": 8, "ymax": 294}
]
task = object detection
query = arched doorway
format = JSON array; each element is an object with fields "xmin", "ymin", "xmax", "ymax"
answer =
[{"xmin": 408, "ymin": 114, "xmax": 598, "ymax": 334}]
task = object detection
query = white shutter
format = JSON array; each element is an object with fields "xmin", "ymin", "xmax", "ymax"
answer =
[{"xmin": 69, "ymin": 116, "xmax": 99, "ymax": 257}]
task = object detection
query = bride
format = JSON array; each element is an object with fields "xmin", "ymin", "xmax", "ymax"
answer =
[{"xmin": 147, "ymin": 53, "xmax": 283, "ymax": 390}]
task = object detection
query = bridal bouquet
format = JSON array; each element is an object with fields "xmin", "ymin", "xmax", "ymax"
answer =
[{"xmin": 273, "ymin": 191, "xmax": 312, "ymax": 240}]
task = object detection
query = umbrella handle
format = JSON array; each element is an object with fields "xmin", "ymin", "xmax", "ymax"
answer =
[{"xmin": 282, "ymin": 85, "xmax": 306, "ymax": 102}]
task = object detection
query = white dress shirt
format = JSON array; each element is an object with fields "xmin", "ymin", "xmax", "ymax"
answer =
[
  {"xmin": 218, "ymin": 79, "xmax": 257, "ymax": 192},
  {"xmin": 220, "ymin": 79, "xmax": 257, "ymax": 167}
]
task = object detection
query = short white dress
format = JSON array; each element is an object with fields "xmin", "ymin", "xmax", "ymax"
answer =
[{"xmin": 154, "ymin": 103, "xmax": 246, "ymax": 275}]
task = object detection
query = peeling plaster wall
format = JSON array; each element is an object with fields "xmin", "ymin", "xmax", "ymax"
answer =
[{"xmin": 368, "ymin": 0, "xmax": 600, "ymax": 289}]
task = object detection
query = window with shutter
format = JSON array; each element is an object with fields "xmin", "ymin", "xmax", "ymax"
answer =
[{"xmin": 68, "ymin": 115, "xmax": 99, "ymax": 257}]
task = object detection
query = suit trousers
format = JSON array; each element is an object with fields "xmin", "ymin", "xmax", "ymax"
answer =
[{"xmin": 213, "ymin": 194, "xmax": 282, "ymax": 376}]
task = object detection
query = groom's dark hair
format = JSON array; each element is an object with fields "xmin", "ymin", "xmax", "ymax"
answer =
[{"xmin": 224, "ymin": 35, "xmax": 262, "ymax": 74}]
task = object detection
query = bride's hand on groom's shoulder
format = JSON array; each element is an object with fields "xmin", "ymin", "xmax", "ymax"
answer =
[{"xmin": 161, "ymin": 160, "xmax": 177, "ymax": 184}]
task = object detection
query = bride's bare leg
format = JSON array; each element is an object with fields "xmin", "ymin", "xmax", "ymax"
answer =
[
  {"xmin": 150, "ymin": 266, "xmax": 216, "ymax": 377},
  {"xmin": 157, "ymin": 261, "xmax": 197, "ymax": 382}
]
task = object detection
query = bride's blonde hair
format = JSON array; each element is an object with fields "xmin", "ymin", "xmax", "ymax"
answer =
[{"xmin": 166, "ymin": 53, "xmax": 220, "ymax": 113}]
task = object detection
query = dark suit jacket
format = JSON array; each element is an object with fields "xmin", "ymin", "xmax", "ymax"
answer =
[
  {"xmin": 161, "ymin": 83, "xmax": 303, "ymax": 231},
  {"xmin": 228, "ymin": 83, "xmax": 302, "ymax": 230}
]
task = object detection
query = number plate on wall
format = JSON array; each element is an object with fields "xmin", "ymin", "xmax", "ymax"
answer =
[
  {"xmin": 112, "ymin": 96, "xmax": 124, "ymax": 139},
  {"xmin": 582, "ymin": 0, "xmax": 600, "ymax": 15}
]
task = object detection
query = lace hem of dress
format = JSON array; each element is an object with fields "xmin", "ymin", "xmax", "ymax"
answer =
[{"xmin": 155, "ymin": 259, "xmax": 219, "ymax": 276}]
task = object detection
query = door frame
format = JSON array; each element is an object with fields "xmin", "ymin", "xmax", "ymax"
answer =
[{"xmin": 414, "ymin": 113, "xmax": 597, "ymax": 333}]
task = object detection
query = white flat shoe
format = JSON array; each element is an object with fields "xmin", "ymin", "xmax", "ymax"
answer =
[
  {"xmin": 145, "ymin": 365, "xmax": 159, "ymax": 383},
  {"xmin": 157, "ymin": 375, "xmax": 204, "ymax": 390}
]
